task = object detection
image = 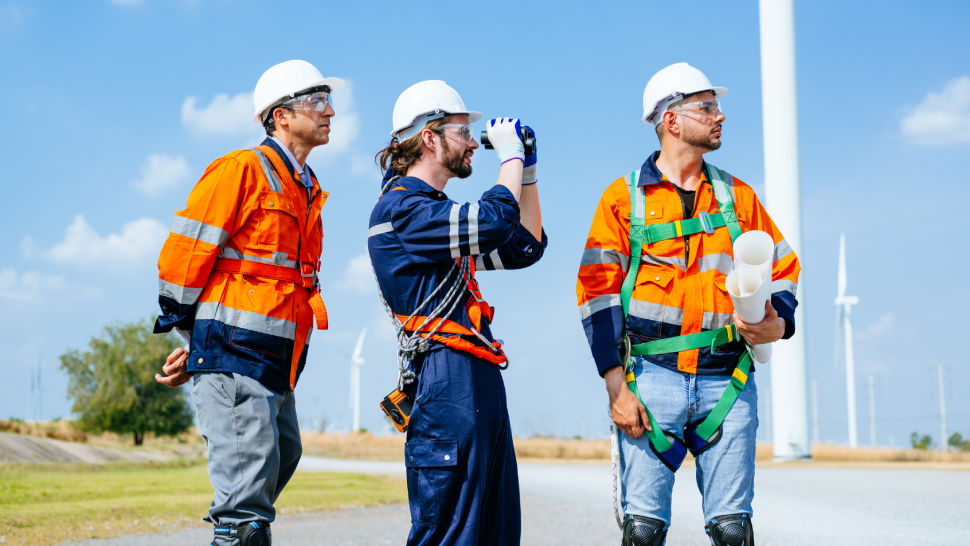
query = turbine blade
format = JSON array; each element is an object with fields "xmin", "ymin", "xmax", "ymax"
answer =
[
  {"xmin": 352, "ymin": 327, "xmax": 368, "ymax": 363},
  {"xmin": 837, "ymin": 233, "xmax": 847, "ymax": 298},
  {"xmin": 834, "ymin": 306, "xmax": 843, "ymax": 369}
]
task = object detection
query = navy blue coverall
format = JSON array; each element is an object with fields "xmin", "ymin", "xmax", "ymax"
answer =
[{"xmin": 368, "ymin": 171, "xmax": 547, "ymax": 546}]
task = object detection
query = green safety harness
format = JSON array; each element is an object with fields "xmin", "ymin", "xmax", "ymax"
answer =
[{"xmin": 619, "ymin": 163, "xmax": 754, "ymax": 472}]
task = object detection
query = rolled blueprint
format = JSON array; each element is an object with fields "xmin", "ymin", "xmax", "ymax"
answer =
[{"xmin": 725, "ymin": 230, "xmax": 774, "ymax": 363}]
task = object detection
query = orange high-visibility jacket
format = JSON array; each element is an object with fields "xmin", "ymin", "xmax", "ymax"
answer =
[
  {"xmin": 576, "ymin": 152, "xmax": 800, "ymax": 377},
  {"xmin": 154, "ymin": 138, "xmax": 328, "ymax": 391}
]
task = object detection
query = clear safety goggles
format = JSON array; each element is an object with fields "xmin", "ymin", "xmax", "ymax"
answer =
[
  {"xmin": 436, "ymin": 123, "xmax": 475, "ymax": 144},
  {"xmin": 670, "ymin": 99, "xmax": 722, "ymax": 118},
  {"xmin": 282, "ymin": 91, "xmax": 335, "ymax": 113}
]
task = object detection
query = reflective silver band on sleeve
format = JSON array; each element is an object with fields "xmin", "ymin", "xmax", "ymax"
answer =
[
  {"xmin": 159, "ymin": 279, "xmax": 204, "ymax": 305},
  {"xmin": 170, "ymin": 216, "xmax": 230, "ymax": 248},
  {"xmin": 368, "ymin": 222, "xmax": 394, "ymax": 237},
  {"xmin": 773, "ymin": 239, "xmax": 794, "ymax": 262},
  {"xmin": 580, "ymin": 248, "xmax": 630, "ymax": 271},
  {"xmin": 448, "ymin": 203, "xmax": 461, "ymax": 259},
  {"xmin": 772, "ymin": 279, "xmax": 798, "ymax": 297},
  {"xmin": 251, "ymin": 149, "xmax": 283, "ymax": 193},
  {"xmin": 579, "ymin": 293, "xmax": 621, "ymax": 320},
  {"xmin": 467, "ymin": 203, "xmax": 480, "ymax": 255}
]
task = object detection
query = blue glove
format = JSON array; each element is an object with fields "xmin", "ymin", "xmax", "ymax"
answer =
[
  {"xmin": 522, "ymin": 125, "xmax": 537, "ymax": 185},
  {"xmin": 486, "ymin": 118, "xmax": 525, "ymax": 164}
]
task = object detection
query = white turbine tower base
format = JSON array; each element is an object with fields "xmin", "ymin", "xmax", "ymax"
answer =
[
  {"xmin": 834, "ymin": 234, "xmax": 859, "ymax": 448},
  {"xmin": 350, "ymin": 327, "xmax": 367, "ymax": 433},
  {"xmin": 760, "ymin": 0, "xmax": 810, "ymax": 459}
]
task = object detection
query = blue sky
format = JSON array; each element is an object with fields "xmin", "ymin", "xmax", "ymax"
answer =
[{"xmin": 1, "ymin": 0, "xmax": 967, "ymax": 448}]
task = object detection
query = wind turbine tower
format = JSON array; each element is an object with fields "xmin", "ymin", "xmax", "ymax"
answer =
[
  {"xmin": 834, "ymin": 234, "xmax": 859, "ymax": 448},
  {"xmin": 759, "ymin": 0, "xmax": 810, "ymax": 459},
  {"xmin": 349, "ymin": 327, "xmax": 367, "ymax": 433}
]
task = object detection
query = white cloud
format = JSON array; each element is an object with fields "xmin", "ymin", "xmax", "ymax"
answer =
[
  {"xmin": 857, "ymin": 313, "xmax": 895, "ymax": 340},
  {"xmin": 900, "ymin": 76, "xmax": 970, "ymax": 145},
  {"xmin": 23, "ymin": 215, "xmax": 168, "ymax": 270},
  {"xmin": 337, "ymin": 252, "xmax": 374, "ymax": 293},
  {"xmin": 131, "ymin": 154, "xmax": 192, "ymax": 196},
  {"xmin": 181, "ymin": 92, "xmax": 259, "ymax": 137},
  {"xmin": 0, "ymin": 268, "xmax": 66, "ymax": 302}
]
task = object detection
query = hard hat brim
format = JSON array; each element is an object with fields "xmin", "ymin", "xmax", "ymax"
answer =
[
  {"xmin": 253, "ymin": 77, "xmax": 347, "ymax": 123},
  {"xmin": 391, "ymin": 110, "xmax": 482, "ymax": 139}
]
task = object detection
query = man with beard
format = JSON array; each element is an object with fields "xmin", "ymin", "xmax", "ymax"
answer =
[
  {"xmin": 369, "ymin": 80, "xmax": 546, "ymax": 546},
  {"xmin": 576, "ymin": 63, "xmax": 800, "ymax": 546}
]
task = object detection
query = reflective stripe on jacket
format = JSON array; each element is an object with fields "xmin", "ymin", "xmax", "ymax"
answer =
[
  {"xmin": 154, "ymin": 138, "xmax": 326, "ymax": 391},
  {"xmin": 576, "ymin": 152, "xmax": 800, "ymax": 376},
  {"xmin": 368, "ymin": 172, "xmax": 547, "ymax": 351}
]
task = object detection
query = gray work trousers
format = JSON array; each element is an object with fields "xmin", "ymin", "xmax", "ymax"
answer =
[{"xmin": 192, "ymin": 372, "xmax": 302, "ymax": 546}]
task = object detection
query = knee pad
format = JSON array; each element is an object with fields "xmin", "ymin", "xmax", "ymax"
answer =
[
  {"xmin": 705, "ymin": 513, "xmax": 753, "ymax": 546},
  {"xmin": 622, "ymin": 515, "xmax": 667, "ymax": 546},
  {"xmin": 214, "ymin": 522, "xmax": 272, "ymax": 546}
]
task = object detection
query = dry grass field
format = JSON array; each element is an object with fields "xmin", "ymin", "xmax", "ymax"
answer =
[{"xmin": 0, "ymin": 419, "xmax": 205, "ymax": 450}]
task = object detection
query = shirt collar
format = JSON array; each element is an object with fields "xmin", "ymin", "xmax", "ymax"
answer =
[
  {"xmin": 638, "ymin": 150, "xmax": 709, "ymax": 188},
  {"xmin": 392, "ymin": 175, "xmax": 448, "ymax": 200},
  {"xmin": 263, "ymin": 137, "xmax": 314, "ymax": 188}
]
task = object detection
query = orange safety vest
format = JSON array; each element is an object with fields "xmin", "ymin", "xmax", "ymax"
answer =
[{"xmin": 157, "ymin": 143, "xmax": 328, "ymax": 390}]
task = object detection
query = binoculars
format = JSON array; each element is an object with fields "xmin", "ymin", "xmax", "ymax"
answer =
[{"xmin": 480, "ymin": 126, "xmax": 536, "ymax": 156}]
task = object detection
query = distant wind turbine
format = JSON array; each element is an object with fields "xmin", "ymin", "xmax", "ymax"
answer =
[
  {"xmin": 349, "ymin": 327, "xmax": 367, "ymax": 433},
  {"xmin": 834, "ymin": 234, "xmax": 860, "ymax": 448}
]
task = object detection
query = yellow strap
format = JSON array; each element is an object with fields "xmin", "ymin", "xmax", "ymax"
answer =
[
  {"xmin": 626, "ymin": 370, "xmax": 636, "ymax": 383},
  {"xmin": 732, "ymin": 367, "xmax": 748, "ymax": 385},
  {"xmin": 675, "ymin": 221, "xmax": 683, "ymax": 237},
  {"xmin": 726, "ymin": 326, "xmax": 734, "ymax": 343}
]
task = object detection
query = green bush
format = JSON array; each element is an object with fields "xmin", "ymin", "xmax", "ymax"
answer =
[
  {"xmin": 910, "ymin": 432, "xmax": 932, "ymax": 450},
  {"xmin": 60, "ymin": 318, "xmax": 193, "ymax": 445}
]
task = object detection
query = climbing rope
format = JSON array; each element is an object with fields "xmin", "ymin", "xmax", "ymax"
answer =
[
  {"xmin": 610, "ymin": 404, "xmax": 624, "ymax": 529},
  {"xmin": 375, "ymin": 256, "xmax": 479, "ymax": 390}
]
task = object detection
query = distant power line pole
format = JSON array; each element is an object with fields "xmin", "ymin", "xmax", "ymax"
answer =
[
  {"xmin": 939, "ymin": 365, "xmax": 947, "ymax": 451},
  {"xmin": 811, "ymin": 379, "xmax": 819, "ymax": 444},
  {"xmin": 868, "ymin": 374, "xmax": 876, "ymax": 447}
]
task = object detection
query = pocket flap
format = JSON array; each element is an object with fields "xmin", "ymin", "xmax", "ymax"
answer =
[
  {"xmin": 644, "ymin": 200, "xmax": 664, "ymax": 223},
  {"xmin": 260, "ymin": 191, "xmax": 296, "ymax": 217},
  {"xmin": 635, "ymin": 264, "xmax": 675, "ymax": 288},
  {"xmin": 405, "ymin": 440, "xmax": 458, "ymax": 468}
]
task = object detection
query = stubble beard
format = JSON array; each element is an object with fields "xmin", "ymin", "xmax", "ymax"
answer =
[
  {"xmin": 683, "ymin": 121, "xmax": 722, "ymax": 152},
  {"xmin": 441, "ymin": 138, "xmax": 472, "ymax": 179}
]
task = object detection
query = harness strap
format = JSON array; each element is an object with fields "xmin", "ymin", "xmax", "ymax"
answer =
[
  {"xmin": 395, "ymin": 313, "xmax": 507, "ymax": 366},
  {"xmin": 619, "ymin": 164, "xmax": 751, "ymax": 450}
]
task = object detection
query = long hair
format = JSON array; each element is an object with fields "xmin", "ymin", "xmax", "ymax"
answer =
[{"xmin": 375, "ymin": 118, "xmax": 449, "ymax": 175}]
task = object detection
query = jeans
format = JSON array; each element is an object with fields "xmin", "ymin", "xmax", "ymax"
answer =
[
  {"xmin": 192, "ymin": 372, "xmax": 302, "ymax": 546},
  {"xmin": 618, "ymin": 357, "xmax": 758, "ymax": 527}
]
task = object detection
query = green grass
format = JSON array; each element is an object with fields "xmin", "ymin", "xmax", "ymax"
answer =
[{"xmin": 0, "ymin": 458, "xmax": 407, "ymax": 546}]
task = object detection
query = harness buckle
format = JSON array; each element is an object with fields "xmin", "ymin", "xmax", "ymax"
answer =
[
  {"xmin": 300, "ymin": 261, "xmax": 318, "ymax": 289},
  {"xmin": 698, "ymin": 211, "xmax": 716, "ymax": 235}
]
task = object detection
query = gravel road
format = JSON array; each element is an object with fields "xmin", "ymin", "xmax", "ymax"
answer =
[{"xmin": 60, "ymin": 457, "xmax": 967, "ymax": 545}]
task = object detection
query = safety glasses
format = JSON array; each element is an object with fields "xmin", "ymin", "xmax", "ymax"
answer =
[
  {"xmin": 436, "ymin": 123, "xmax": 475, "ymax": 144},
  {"xmin": 283, "ymin": 91, "xmax": 335, "ymax": 113},
  {"xmin": 671, "ymin": 99, "xmax": 722, "ymax": 118}
]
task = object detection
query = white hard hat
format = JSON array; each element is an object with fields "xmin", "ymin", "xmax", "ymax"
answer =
[
  {"xmin": 253, "ymin": 60, "xmax": 345, "ymax": 123},
  {"xmin": 391, "ymin": 80, "xmax": 482, "ymax": 141},
  {"xmin": 642, "ymin": 63, "xmax": 728, "ymax": 125}
]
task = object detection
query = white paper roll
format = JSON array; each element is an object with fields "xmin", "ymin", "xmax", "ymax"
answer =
[
  {"xmin": 733, "ymin": 230, "xmax": 774, "ymax": 278},
  {"xmin": 725, "ymin": 230, "xmax": 775, "ymax": 363}
]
